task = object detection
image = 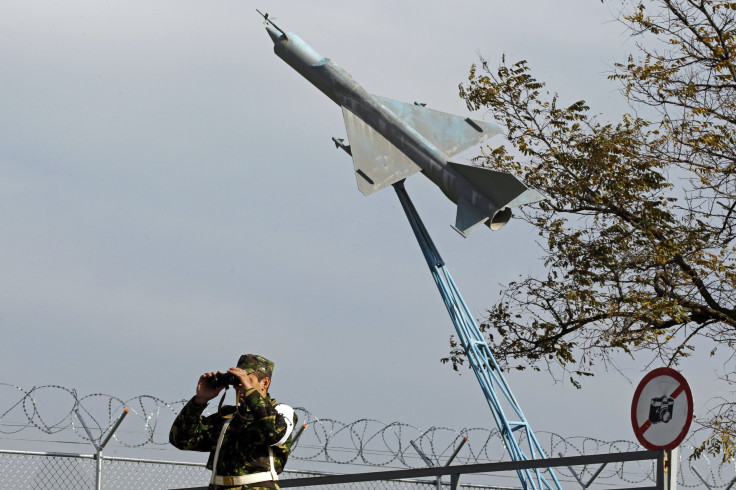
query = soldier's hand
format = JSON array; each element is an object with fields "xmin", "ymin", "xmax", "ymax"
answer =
[
  {"xmin": 194, "ymin": 372, "xmax": 225, "ymax": 405},
  {"xmin": 228, "ymin": 367, "xmax": 253, "ymax": 391}
]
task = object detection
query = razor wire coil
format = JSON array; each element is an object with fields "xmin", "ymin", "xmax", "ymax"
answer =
[{"xmin": 1, "ymin": 384, "xmax": 734, "ymax": 488}]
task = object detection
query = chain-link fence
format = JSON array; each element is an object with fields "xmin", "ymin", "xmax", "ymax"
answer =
[
  {"xmin": 1, "ymin": 451, "xmax": 97, "ymax": 489},
  {"xmin": 3, "ymin": 384, "xmax": 736, "ymax": 488},
  {"xmin": 0, "ymin": 451, "xmax": 207, "ymax": 490},
  {"xmin": 0, "ymin": 450, "xmax": 507, "ymax": 490}
]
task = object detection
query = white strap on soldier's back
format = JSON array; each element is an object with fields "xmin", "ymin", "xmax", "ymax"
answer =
[
  {"xmin": 211, "ymin": 419, "xmax": 278, "ymax": 486},
  {"xmin": 210, "ymin": 418, "xmax": 232, "ymax": 486},
  {"xmin": 268, "ymin": 445, "xmax": 278, "ymax": 480}
]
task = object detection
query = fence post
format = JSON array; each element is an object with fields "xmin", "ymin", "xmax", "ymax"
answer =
[
  {"xmin": 411, "ymin": 436, "xmax": 468, "ymax": 490},
  {"xmin": 410, "ymin": 440, "xmax": 441, "ymax": 490},
  {"xmin": 664, "ymin": 448, "xmax": 678, "ymax": 490},
  {"xmin": 656, "ymin": 451, "xmax": 665, "ymax": 490},
  {"xmin": 76, "ymin": 408, "xmax": 129, "ymax": 490}
]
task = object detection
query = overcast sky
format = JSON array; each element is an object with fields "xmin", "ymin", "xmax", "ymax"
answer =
[{"xmin": 0, "ymin": 0, "xmax": 726, "ymax": 464}]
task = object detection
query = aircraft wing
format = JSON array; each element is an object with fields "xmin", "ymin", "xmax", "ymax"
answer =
[
  {"xmin": 342, "ymin": 107, "xmax": 422, "ymax": 196},
  {"xmin": 341, "ymin": 96, "xmax": 503, "ymax": 196},
  {"xmin": 373, "ymin": 95, "xmax": 501, "ymax": 157}
]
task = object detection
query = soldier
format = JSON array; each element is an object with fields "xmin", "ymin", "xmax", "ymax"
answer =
[{"xmin": 170, "ymin": 354, "xmax": 296, "ymax": 489}]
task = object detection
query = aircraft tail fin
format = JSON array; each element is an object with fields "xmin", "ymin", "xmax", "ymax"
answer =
[
  {"xmin": 448, "ymin": 162, "xmax": 545, "ymax": 209},
  {"xmin": 449, "ymin": 162, "xmax": 545, "ymax": 236}
]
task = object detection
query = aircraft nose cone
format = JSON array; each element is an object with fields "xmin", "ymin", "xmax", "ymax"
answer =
[{"xmin": 266, "ymin": 26, "xmax": 284, "ymax": 44}]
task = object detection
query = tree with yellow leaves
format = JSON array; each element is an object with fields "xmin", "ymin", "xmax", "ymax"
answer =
[{"xmin": 447, "ymin": 0, "xmax": 736, "ymax": 459}]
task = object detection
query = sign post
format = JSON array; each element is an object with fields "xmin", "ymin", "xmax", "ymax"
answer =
[{"xmin": 631, "ymin": 367, "xmax": 693, "ymax": 490}]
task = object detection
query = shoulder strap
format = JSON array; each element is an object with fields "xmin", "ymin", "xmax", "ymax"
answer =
[{"xmin": 210, "ymin": 418, "xmax": 233, "ymax": 484}]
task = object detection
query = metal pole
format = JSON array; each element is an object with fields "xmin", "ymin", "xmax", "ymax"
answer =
[
  {"xmin": 450, "ymin": 472, "xmax": 461, "ymax": 490},
  {"xmin": 96, "ymin": 448, "xmax": 103, "ymax": 490},
  {"xmin": 444, "ymin": 437, "xmax": 468, "ymax": 466},
  {"xmin": 691, "ymin": 467, "xmax": 713, "ymax": 489},
  {"xmin": 725, "ymin": 475, "xmax": 736, "ymax": 490},
  {"xmin": 392, "ymin": 181, "xmax": 560, "ymax": 490},
  {"xmin": 584, "ymin": 462, "xmax": 608, "ymax": 488},
  {"xmin": 657, "ymin": 451, "xmax": 666, "ymax": 490},
  {"xmin": 75, "ymin": 408, "xmax": 128, "ymax": 490},
  {"xmin": 97, "ymin": 409, "xmax": 129, "ymax": 490},
  {"xmin": 100, "ymin": 408, "xmax": 129, "ymax": 451},
  {"xmin": 75, "ymin": 409, "xmax": 100, "ymax": 451},
  {"xmin": 75, "ymin": 410, "xmax": 102, "ymax": 490},
  {"xmin": 559, "ymin": 452, "xmax": 585, "ymax": 489},
  {"xmin": 410, "ymin": 440, "xmax": 435, "ymax": 468},
  {"xmin": 291, "ymin": 424, "xmax": 307, "ymax": 447},
  {"xmin": 410, "ymin": 440, "xmax": 441, "ymax": 490},
  {"xmin": 443, "ymin": 437, "xmax": 468, "ymax": 490},
  {"xmin": 273, "ymin": 450, "xmax": 662, "ymax": 489},
  {"xmin": 665, "ymin": 448, "xmax": 678, "ymax": 490}
]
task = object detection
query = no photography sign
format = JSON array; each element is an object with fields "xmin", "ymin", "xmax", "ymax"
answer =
[{"xmin": 631, "ymin": 367, "xmax": 694, "ymax": 450}]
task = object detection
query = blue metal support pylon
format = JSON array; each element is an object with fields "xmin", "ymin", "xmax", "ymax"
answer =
[{"xmin": 393, "ymin": 181, "xmax": 562, "ymax": 490}]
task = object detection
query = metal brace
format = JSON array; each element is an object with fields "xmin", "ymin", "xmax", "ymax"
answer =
[
  {"xmin": 411, "ymin": 436, "xmax": 468, "ymax": 490},
  {"xmin": 559, "ymin": 451, "xmax": 608, "ymax": 489}
]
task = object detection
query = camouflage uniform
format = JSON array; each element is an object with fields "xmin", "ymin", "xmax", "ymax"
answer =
[{"xmin": 170, "ymin": 355, "xmax": 297, "ymax": 489}]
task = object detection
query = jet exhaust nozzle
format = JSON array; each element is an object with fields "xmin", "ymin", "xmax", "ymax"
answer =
[{"xmin": 487, "ymin": 208, "xmax": 512, "ymax": 231}]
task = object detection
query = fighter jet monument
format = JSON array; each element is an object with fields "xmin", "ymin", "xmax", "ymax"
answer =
[
  {"xmin": 259, "ymin": 14, "xmax": 562, "ymax": 488},
  {"xmin": 260, "ymin": 12, "xmax": 544, "ymax": 237}
]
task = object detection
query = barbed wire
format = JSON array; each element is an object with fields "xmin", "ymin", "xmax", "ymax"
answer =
[{"xmin": 1, "ymin": 384, "xmax": 734, "ymax": 487}]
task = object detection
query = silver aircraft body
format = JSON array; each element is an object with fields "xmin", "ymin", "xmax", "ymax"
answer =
[{"xmin": 262, "ymin": 15, "xmax": 544, "ymax": 236}]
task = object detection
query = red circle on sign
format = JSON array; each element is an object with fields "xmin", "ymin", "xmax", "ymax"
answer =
[{"xmin": 630, "ymin": 367, "xmax": 693, "ymax": 450}]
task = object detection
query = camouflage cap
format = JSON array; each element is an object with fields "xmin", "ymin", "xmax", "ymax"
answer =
[{"xmin": 237, "ymin": 354, "xmax": 274, "ymax": 379}]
